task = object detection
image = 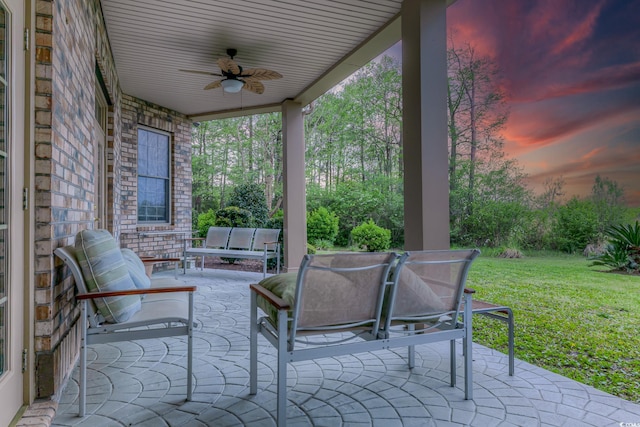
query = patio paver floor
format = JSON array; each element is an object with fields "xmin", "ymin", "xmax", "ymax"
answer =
[{"xmin": 51, "ymin": 268, "xmax": 640, "ymax": 426}]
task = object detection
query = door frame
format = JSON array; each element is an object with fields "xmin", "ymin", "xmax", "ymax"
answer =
[
  {"xmin": 0, "ymin": 0, "xmax": 33, "ymax": 424},
  {"xmin": 22, "ymin": 0, "xmax": 35, "ymax": 409}
]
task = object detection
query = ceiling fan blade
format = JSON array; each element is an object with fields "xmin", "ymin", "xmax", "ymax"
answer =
[
  {"xmin": 242, "ymin": 79, "xmax": 265, "ymax": 94},
  {"xmin": 241, "ymin": 68, "xmax": 283, "ymax": 80},
  {"xmin": 180, "ymin": 69, "xmax": 222, "ymax": 77},
  {"xmin": 217, "ymin": 57, "xmax": 240, "ymax": 75},
  {"xmin": 203, "ymin": 80, "xmax": 222, "ymax": 90}
]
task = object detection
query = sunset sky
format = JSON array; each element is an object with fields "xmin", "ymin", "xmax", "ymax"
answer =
[{"xmin": 388, "ymin": 0, "xmax": 640, "ymax": 206}]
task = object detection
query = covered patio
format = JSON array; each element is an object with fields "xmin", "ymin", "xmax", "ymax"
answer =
[
  {"xmin": 11, "ymin": 1, "xmax": 455, "ymax": 420},
  {"xmin": 46, "ymin": 269, "xmax": 640, "ymax": 427},
  {"xmin": 7, "ymin": 0, "xmax": 636, "ymax": 426}
]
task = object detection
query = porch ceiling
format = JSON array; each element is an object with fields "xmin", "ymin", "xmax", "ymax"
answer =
[{"xmin": 100, "ymin": 0, "xmax": 452, "ymax": 121}]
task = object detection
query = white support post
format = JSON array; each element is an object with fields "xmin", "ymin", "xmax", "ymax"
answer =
[
  {"xmin": 401, "ymin": 0, "xmax": 450, "ymax": 251},
  {"xmin": 281, "ymin": 100, "xmax": 306, "ymax": 273}
]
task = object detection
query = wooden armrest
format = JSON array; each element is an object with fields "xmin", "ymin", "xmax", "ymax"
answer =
[
  {"xmin": 141, "ymin": 257, "xmax": 181, "ymax": 264},
  {"xmin": 250, "ymin": 283, "xmax": 290, "ymax": 310},
  {"xmin": 76, "ymin": 285, "xmax": 197, "ymax": 300},
  {"xmin": 464, "ymin": 287, "xmax": 476, "ymax": 294}
]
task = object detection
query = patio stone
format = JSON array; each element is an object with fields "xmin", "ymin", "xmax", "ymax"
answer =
[{"xmin": 48, "ymin": 268, "xmax": 640, "ymax": 427}]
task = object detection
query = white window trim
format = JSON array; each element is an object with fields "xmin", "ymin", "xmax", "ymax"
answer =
[{"xmin": 137, "ymin": 125, "xmax": 172, "ymax": 224}]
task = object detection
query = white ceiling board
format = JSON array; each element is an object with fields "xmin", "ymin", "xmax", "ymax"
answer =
[{"xmin": 100, "ymin": 0, "xmax": 456, "ymax": 119}]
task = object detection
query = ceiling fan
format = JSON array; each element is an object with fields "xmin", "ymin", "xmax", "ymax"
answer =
[{"xmin": 180, "ymin": 48, "xmax": 282, "ymax": 94}]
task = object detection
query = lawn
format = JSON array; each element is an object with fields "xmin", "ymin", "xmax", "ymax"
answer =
[{"xmin": 466, "ymin": 252, "xmax": 640, "ymax": 403}]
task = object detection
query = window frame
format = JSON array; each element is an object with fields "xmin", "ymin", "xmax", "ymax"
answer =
[{"xmin": 136, "ymin": 125, "xmax": 172, "ymax": 224}]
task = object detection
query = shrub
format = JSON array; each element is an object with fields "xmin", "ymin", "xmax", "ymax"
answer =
[
  {"xmin": 590, "ymin": 221, "xmax": 640, "ymax": 274},
  {"xmin": 265, "ymin": 209, "xmax": 284, "ymax": 231},
  {"xmin": 497, "ymin": 247, "xmax": 523, "ymax": 259},
  {"xmin": 196, "ymin": 209, "xmax": 217, "ymax": 237},
  {"xmin": 226, "ymin": 183, "xmax": 268, "ymax": 227},
  {"xmin": 214, "ymin": 206, "xmax": 254, "ymax": 228},
  {"xmin": 350, "ymin": 219, "xmax": 391, "ymax": 252},
  {"xmin": 307, "ymin": 207, "xmax": 339, "ymax": 246},
  {"xmin": 460, "ymin": 200, "xmax": 529, "ymax": 247},
  {"xmin": 312, "ymin": 239, "xmax": 334, "ymax": 250},
  {"xmin": 552, "ymin": 198, "xmax": 599, "ymax": 253}
]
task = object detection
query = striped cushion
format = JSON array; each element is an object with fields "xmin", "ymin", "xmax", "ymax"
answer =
[
  {"xmin": 121, "ymin": 248, "xmax": 151, "ymax": 290},
  {"xmin": 75, "ymin": 229, "xmax": 141, "ymax": 323}
]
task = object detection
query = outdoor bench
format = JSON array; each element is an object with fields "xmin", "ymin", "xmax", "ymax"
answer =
[
  {"xmin": 183, "ymin": 226, "xmax": 281, "ymax": 277},
  {"xmin": 250, "ymin": 249, "xmax": 479, "ymax": 427}
]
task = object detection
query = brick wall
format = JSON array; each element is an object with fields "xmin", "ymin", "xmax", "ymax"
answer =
[
  {"xmin": 33, "ymin": 0, "xmax": 192, "ymax": 398},
  {"xmin": 34, "ymin": 0, "xmax": 97, "ymax": 398},
  {"xmin": 118, "ymin": 95, "xmax": 193, "ymax": 260}
]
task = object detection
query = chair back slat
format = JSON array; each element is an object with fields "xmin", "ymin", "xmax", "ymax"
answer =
[
  {"xmin": 205, "ymin": 227, "xmax": 231, "ymax": 249},
  {"xmin": 292, "ymin": 252, "xmax": 396, "ymax": 334},
  {"xmin": 227, "ymin": 228, "xmax": 256, "ymax": 250},
  {"xmin": 387, "ymin": 249, "xmax": 480, "ymax": 327},
  {"xmin": 251, "ymin": 228, "xmax": 280, "ymax": 252}
]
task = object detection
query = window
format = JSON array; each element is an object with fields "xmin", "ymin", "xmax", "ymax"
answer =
[{"xmin": 137, "ymin": 127, "xmax": 171, "ymax": 223}]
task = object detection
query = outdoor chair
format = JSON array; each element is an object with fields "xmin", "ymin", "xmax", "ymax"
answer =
[
  {"xmin": 249, "ymin": 249, "xmax": 479, "ymax": 427},
  {"xmin": 55, "ymin": 229, "xmax": 196, "ymax": 417}
]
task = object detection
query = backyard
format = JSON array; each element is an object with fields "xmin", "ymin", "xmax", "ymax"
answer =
[{"xmin": 466, "ymin": 252, "xmax": 640, "ymax": 403}]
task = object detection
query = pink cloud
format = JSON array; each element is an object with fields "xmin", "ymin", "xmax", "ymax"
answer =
[
  {"xmin": 550, "ymin": 1, "xmax": 606, "ymax": 56},
  {"xmin": 504, "ymin": 100, "xmax": 637, "ymax": 156},
  {"xmin": 518, "ymin": 61, "xmax": 640, "ymax": 102}
]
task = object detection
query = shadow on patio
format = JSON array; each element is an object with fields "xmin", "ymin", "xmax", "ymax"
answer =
[{"xmin": 51, "ymin": 268, "xmax": 640, "ymax": 427}]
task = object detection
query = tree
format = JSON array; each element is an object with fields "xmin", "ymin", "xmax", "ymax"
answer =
[
  {"xmin": 447, "ymin": 41, "xmax": 526, "ymax": 244},
  {"xmin": 191, "ymin": 113, "xmax": 283, "ymax": 226},
  {"xmin": 591, "ymin": 175, "xmax": 626, "ymax": 237},
  {"xmin": 537, "ymin": 176, "xmax": 566, "ymax": 210}
]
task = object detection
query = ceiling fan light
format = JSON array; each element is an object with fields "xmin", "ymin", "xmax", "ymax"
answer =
[{"xmin": 221, "ymin": 79, "xmax": 244, "ymax": 93}]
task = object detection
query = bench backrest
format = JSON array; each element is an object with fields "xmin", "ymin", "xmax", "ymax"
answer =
[
  {"xmin": 205, "ymin": 226, "xmax": 232, "ymax": 249},
  {"xmin": 251, "ymin": 228, "xmax": 281, "ymax": 252}
]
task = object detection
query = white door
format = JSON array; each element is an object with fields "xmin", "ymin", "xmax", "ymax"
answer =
[{"xmin": 0, "ymin": 0, "xmax": 26, "ymax": 424}]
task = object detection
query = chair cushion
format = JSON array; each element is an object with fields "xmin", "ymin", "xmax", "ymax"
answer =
[
  {"xmin": 121, "ymin": 248, "xmax": 152, "ymax": 290},
  {"xmin": 75, "ymin": 229, "xmax": 141, "ymax": 323},
  {"xmin": 256, "ymin": 273, "xmax": 297, "ymax": 322},
  {"xmin": 256, "ymin": 270, "xmax": 369, "ymax": 328},
  {"xmin": 392, "ymin": 266, "xmax": 448, "ymax": 316}
]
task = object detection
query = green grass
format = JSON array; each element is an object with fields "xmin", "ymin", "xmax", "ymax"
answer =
[{"xmin": 467, "ymin": 252, "xmax": 640, "ymax": 403}]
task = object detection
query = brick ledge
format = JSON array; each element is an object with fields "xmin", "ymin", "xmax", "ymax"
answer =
[{"xmin": 14, "ymin": 400, "xmax": 57, "ymax": 427}]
